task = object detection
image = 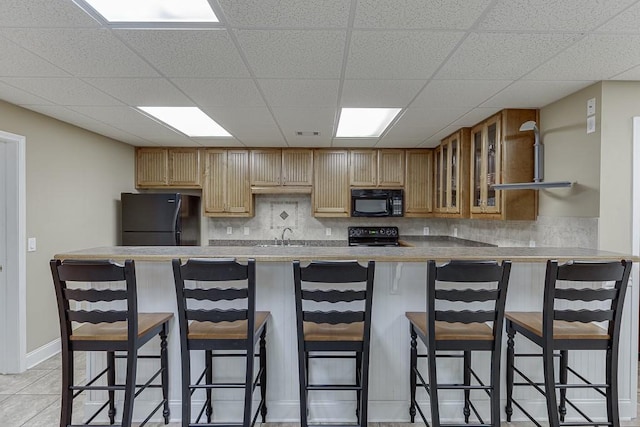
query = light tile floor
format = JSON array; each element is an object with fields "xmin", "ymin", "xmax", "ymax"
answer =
[{"xmin": 1, "ymin": 353, "xmax": 639, "ymax": 426}]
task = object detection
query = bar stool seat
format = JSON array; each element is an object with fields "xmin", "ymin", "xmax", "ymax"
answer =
[
  {"xmin": 406, "ymin": 312, "xmax": 494, "ymax": 341},
  {"xmin": 303, "ymin": 322, "xmax": 364, "ymax": 341},
  {"xmin": 70, "ymin": 313, "xmax": 173, "ymax": 342},
  {"xmin": 187, "ymin": 312, "xmax": 270, "ymax": 340},
  {"xmin": 505, "ymin": 312, "xmax": 610, "ymax": 340}
]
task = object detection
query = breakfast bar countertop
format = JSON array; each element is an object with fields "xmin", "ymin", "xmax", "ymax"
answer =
[{"xmin": 54, "ymin": 245, "xmax": 638, "ymax": 263}]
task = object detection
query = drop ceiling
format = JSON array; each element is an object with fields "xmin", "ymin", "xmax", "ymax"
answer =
[{"xmin": 2, "ymin": 0, "xmax": 640, "ymax": 148}]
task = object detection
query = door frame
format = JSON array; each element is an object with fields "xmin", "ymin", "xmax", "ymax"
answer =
[{"xmin": 0, "ymin": 130, "xmax": 26, "ymax": 374}]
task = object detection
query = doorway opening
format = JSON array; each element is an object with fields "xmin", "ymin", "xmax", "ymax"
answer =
[{"xmin": 0, "ymin": 130, "xmax": 26, "ymax": 374}]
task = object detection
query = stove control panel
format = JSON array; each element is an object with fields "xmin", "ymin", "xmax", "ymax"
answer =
[{"xmin": 348, "ymin": 226, "xmax": 399, "ymax": 246}]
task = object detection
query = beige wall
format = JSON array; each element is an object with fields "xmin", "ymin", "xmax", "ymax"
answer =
[
  {"xmin": 538, "ymin": 82, "xmax": 602, "ymax": 217},
  {"xmin": 598, "ymin": 81, "xmax": 640, "ymax": 253},
  {"xmin": 0, "ymin": 100, "xmax": 135, "ymax": 352}
]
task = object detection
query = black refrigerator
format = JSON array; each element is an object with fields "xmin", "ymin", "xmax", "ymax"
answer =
[{"xmin": 121, "ymin": 193, "xmax": 201, "ymax": 246}]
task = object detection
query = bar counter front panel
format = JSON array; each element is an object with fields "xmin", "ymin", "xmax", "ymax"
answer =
[{"xmin": 53, "ymin": 246, "xmax": 639, "ymax": 424}]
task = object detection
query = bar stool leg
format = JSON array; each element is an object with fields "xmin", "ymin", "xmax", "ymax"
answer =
[
  {"xmin": 505, "ymin": 322, "xmax": 515, "ymax": 422},
  {"xmin": 359, "ymin": 347, "xmax": 371, "ymax": 427},
  {"xmin": 121, "ymin": 348, "xmax": 138, "ymax": 427},
  {"xmin": 558, "ymin": 350, "xmax": 568, "ymax": 422},
  {"xmin": 463, "ymin": 351, "xmax": 471, "ymax": 423},
  {"xmin": 260, "ymin": 328, "xmax": 268, "ymax": 422},
  {"xmin": 427, "ymin": 345, "xmax": 440, "ymax": 427},
  {"xmin": 181, "ymin": 345, "xmax": 191, "ymax": 427},
  {"xmin": 542, "ymin": 344, "xmax": 560, "ymax": 427},
  {"xmin": 60, "ymin": 346, "xmax": 74, "ymax": 427},
  {"xmin": 490, "ymin": 345, "xmax": 501, "ymax": 427},
  {"xmin": 606, "ymin": 346, "xmax": 621, "ymax": 427},
  {"xmin": 243, "ymin": 341, "xmax": 255, "ymax": 427},
  {"xmin": 205, "ymin": 350, "xmax": 213, "ymax": 423},
  {"xmin": 297, "ymin": 347, "xmax": 309, "ymax": 427},
  {"xmin": 107, "ymin": 351, "xmax": 116, "ymax": 424},
  {"xmin": 160, "ymin": 325, "xmax": 170, "ymax": 424},
  {"xmin": 409, "ymin": 326, "xmax": 417, "ymax": 423},
  {"xmin": 356, "ymin": 351, "xmax": 362, "ymax": 423}
]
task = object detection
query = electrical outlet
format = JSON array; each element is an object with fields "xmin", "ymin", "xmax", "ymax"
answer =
[
  {"xmin": 423, "ymin": 227, "xmax": 430, "ymax": 236},
  {"xmin": 27, "ymin": 237, "xmax": 36, "ymax": 252},
  {"xmin": 529, "ymin": 240, "xmax": 536, "ymax": 247},
  {"xmin": 226, "ymin": 226, "xmax": 233, "ymax": 235},
  {"xmin": 325, "ymin": 227, "xmax": 332, "ymax": 236},
  {"xmin": 243, "ymin": 227, "xmax": 250, "ymax": 236},
  {"xmin": 453, "ymin": 227, "xmax": 458, "ymax": 237}
]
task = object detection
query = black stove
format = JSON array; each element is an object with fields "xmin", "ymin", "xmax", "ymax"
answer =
[{"xmin": 348, "ymin": 226, "xmax": 399, "ymax": 247}]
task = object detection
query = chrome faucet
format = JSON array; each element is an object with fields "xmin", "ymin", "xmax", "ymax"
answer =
[{"xmin": 281, "ymin": 227, "xmax": 293, "ymax": 245}]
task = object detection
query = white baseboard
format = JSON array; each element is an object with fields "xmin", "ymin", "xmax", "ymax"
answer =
[{"xmin": 26, "ymin": 338, "xmax": 60, "ymax": 369}]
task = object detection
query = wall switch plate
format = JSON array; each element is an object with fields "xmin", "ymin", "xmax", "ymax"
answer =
[
  {"xmin": 587, "ymin": 116, "xmax": 596, "ymax": 134},
  {"xmin": 529, "ymin": 240, "xmax": 536, "ymax": 247},
  {"xmin": 325, "ymin": 227, "xmax": 331, "ymax": 236},
  {"xmin": 28, "ymin": 237, "xmax": 36, "ymax": 252},
  {"xmin": 243, "ymin": 227, "xmax": 250, "ymax": 236},
  {"xmin": 453, "ymin": 227, "xmax": 458, "ymax": 237},
  {"xmin": 587, "ymin": 98, "xmax": 596, "ymax": 116},
  {"xmin": 423, "ymin": 227, "xmax": 430, "ymax": 236},
  {"xmin": 226, "ymin": 226, "xmax": 233, "ymax": 235}
]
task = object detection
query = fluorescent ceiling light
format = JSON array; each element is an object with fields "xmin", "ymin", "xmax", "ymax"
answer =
[
  {"xmin": 336, "ymin": 108, "xmax": 401, "ymax": 138},
  {"xmin": 138, "ymin": 107, "xmax": 231, "ymax": 137},
  {"xmin": 81, "ymin": 0, "xmax": 218, "ymax": 23}
]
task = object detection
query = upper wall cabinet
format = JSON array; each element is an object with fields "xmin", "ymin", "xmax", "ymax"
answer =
[
  {"xmin": 136, "ymin": 148, "xmax": 201, "ymax": 188},
  {"xmin": 349, "ymin": 149, "xmax": 405, "ymax": 187},
  {"xmin": 470, "ymin": 109, "xmax": 537, "ymax": 220},
  {"xmin": 313, "ymin": 150, "xmax": 349, "ymax": 217},
  {"xmin": 404, "ymin": 149, "xmax": 433, "ymax": 217},
  {"xmin": 203, "ymin": 149, "xmax": 252, "ymax": 217},
  {"xmin": 250, "ymin": 148, "xmax": 313, "ymax": 193},
  {"xmin": 434, "ymin": 128, "xmax": 470, "ymax": 218}
]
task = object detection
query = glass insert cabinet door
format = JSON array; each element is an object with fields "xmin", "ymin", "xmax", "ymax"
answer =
[
  {"xmin": 434, "ymin": 132, "xmax": 464, "ymax": 214},
  {"xmin": 470, "ymin": 114, "xmax": 501, "ymax": 214}
]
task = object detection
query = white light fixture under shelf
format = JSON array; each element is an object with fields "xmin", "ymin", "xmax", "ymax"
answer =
[{"xmin": 492, "ymin": 121, "xmax": 573, "ymax": 190}]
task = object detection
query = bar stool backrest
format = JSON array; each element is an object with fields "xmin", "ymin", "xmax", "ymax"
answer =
[
  {"xmin": 543, "ymin": 259, "xmax": 632, "ymax": 342},
  {"xmin": 293, "ymin": 260, "xmax": 375, "ymax": 336},
  {"xmin": 172, "ymin": 258, "xmax": 256, "ymax": 344},
  {"xmin": 427, "ymin": 260, "xmax": 511, "ymax": 345},
  {"xmin": 50, "ymin": 259, "xmax": 138, "ymax": 345}
]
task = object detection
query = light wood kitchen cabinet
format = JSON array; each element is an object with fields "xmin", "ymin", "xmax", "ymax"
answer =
[
  {"xmin": 250, "ymin": 148, "xmax": 313, "ymax": 192},
  {"xmin": 313, "ymin": 150, "xmax": 349, "ymax": 217},
  {"xmin": 203, "ymin": 149, "xmax": 252, "ymax": 217},
  {"xmin": 470, "ymin": 109, "xmax": 537, "ymax": 220},
  {"xmin": 404, "ymin": 149, "xmax": 433, "ymax": 217},
  {"xmin": 349, "ymin": 149, "xmax": 404, "ymax": 187},
  {"xmin": 136, "ymin": 147, "xmax": 201, "ymax": 188},
  {"xmin": 434, "ymin": 128, "xmax": 470, "ymax": 218}
]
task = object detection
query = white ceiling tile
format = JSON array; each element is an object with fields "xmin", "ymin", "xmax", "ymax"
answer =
[
  {"xmin": 0, "ymin": 0, "xmax": 100, "ymax": 28},
  {"xmin": 597, "ymin": 1, "xmax": 640, "ymax": 33},
  {"xmin": 382, "ymin": 107, "xmax": 470, "ymax": 140},
  {"xmin": 0, "ymin": 36, "xmax": 69, "ymax": 77},
  {"xmin": 0, "ymin": 28, "xmax": 159, "ymax": 77},
  {"xmin": 235, "ymin": 30, "xmax": 346, "ymax": 78},
  {"xmin": 1, "ymin": 77, "xmax": 121, "ymax": 106},
  {"xmin": 478, "ymin": 0, "xmax": 636, "ymax": 31},
  {"xmin": 346, "ymin": 30, "xmax": 464, "ymax": 79},
  {"xmin": 117, "ymin": 29, "xmax": 250, "ymax": 78},
  {"xmin": 612, "ymin": 64, "xmax": 640, "ymax": 80},
  {"xmin": 201, "ymin": 106, "xmax": 286, "ymax": 145},
  {"xmin": 218, "ymin": 0, "xmax": 351, "ymax": 28},
  {"xmin": 67, "ymin": 105, "xmax": 160, "ymax": 126},
  {"xmin": 525, "ymin": 34, "xmax": 640, "ymax": 80},
  {"xmin": 196, "ymin": 139, "xmax": 246, "ymax": 147},
  {"xmin": 172, "ymin": 78, "xmax": 265, "ymax": 107},
  {"xmin": 341, "ymin": 79, "xmax": 425, "ymax": 107},
  {"xmin": 332, "ymin": 138, "xmax": 379, "ymax": 148},
  {"xmin": 450, "ymin": 107, "xmax": 502, "ymax": 127},
  {"xmin": 436, "ymin": 33, "xmax": 583, "ymax": 80},
  {"xmin": 375, "ymin": 138, "xmax": 425, "ymax": 148},
  {"xmin": 413, "ymin": 80, "xmax": 512, "ymax": 108},
  {"xmin": 418, "ymin": 125, "xmax": 462, "ymax": 147},
  {"xmin": 0, "ymin": 81, "xmax": 53, "ymax": 105},
  {"xmin": 259, "ymin": 79, "xmax": 340, "ymax": 107},
  {"xmin": 355, "ymin": 0, "xmax": 492, "ymax": 29},
  {"xmin": 84, "ymin": 78, "xmax": 192, "ymax": 106},
  {"xmin": 481, "ymin": 80, "xmax": 594, "ymax": 108},
  {"xmin": 270, "ymin": 107, "xmax": 336, "ymax": 145}
]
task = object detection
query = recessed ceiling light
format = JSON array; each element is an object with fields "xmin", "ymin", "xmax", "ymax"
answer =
[
  {"xmin": 138, "ymin": 107, "xmax": 231, "ymax": 137},
  {"xmin": 78, "ymin": 0, "xmax": 218, "ymax": 23},
  {"xmin": 336, "ymin": 108, "xmax": 402, "ymax": 138}
]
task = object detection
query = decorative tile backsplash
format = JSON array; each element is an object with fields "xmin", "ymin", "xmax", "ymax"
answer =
[{"xmin": 207, "ymin": 194, "xmax": 598, "ymax": 248}]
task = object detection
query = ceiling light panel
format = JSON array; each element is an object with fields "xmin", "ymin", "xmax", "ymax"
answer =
[
  {"xmin": 336, "ymin": 108, "xmax": 401, "ymax": 138},
  {"xmin": 138, "ymin": 107, "xmax": 232, "ymax": 137},
  {"xmin": 78, "ymin": 0, "xmax": 218, "ymax": 23}
]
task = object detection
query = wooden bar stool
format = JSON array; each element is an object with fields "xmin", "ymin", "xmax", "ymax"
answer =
[
  {"xmin": 50, "ymin": 259, "xmax": 172, "ymax": 427},
  {"xmin": 172, "ymin": 258, "xmax": 269, "ymax": 427},
  {"xmin": 406, "ymin": 260, "xmax": 512, "ymax": 427},
  {"xmin": 292, "ymin": 260, "xmax": 375, "ymax": 427},
  {"xmin": 505, "ymin": 259, "xmax": 632, "ymax": 427}
]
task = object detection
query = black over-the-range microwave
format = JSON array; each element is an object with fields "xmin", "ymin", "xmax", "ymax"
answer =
[{"xmin": 351, "ymin": 189, "xmax": 404, "ymax": 217}]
